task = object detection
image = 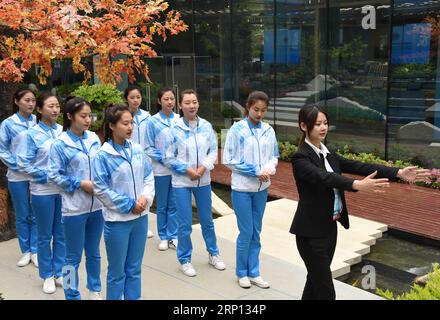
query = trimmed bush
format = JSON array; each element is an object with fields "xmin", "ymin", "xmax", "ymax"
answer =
[
  {"xmin": 72, "ymin": 84, "xmax": 124, "ymax": 132},
  {"xmin": 377, "ymin": 263, "xmax": 440, "ymax": 300}
]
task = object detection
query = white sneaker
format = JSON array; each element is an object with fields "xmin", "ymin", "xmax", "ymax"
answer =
[
  {"xmin": 249, "ymin": 276, "xmax": 270, "ymax": 289},
  {"xmin": 168, "ymin": 239, "xmax": 178, "ymax": 250},
  {"xmin": 158, "ymin": 240, "xmax": 169, "ymax": 251},
  {"xmin": 238, "ymin": 276, "xmax": 251, "ymax": 289},
  {"xmin": 208, "ymin": 254, "xmax": 226, "ymax": 271},
  {"xmin": 55, "ymin": 277, "xmax": 64, "ymax": 288},
  {"xmin": 181, "ymin": 262, "xmax": 197, "ymax": 277},
  {"xmin": 89, "ymin": 290, "xmax": 103, "ymax": 300},
  {"xmin": 42, "ymin": 277, "xmax": 56, "ymax": 294},
  {"xmin": 147, "ymin": 229, "xmax": 154, "ymax": 238},
  {"xmin": 17, "ymin": 252, "xmax": 31, "ymax": 267},
  {"xmin": 31, "ymin": 253, "xmax": 38, "ymax": 268}
]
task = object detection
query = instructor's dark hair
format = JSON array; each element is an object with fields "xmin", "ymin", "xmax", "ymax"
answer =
[{"xmin": 298, "ymin": 104, "xmax": 329, "ymax": 146}]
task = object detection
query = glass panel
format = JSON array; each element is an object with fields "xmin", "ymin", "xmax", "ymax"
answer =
[
  {"xmin": 230, "ymin": 0, "xmax": 275, "ymax": 126},
  {"xmin": 274, "ymin": 0, "xmax": 327, "ymax": 143},
  {"xmin": 326, "ymin": 0, "xmax": 391, "ymax": 157},
  {"xmin": 193, "ymin": 0, "xmax": 230, "ymax": 129},
  {"xmin": 388, "ymin": 0, "xmax": 440, "ymax": 168}
]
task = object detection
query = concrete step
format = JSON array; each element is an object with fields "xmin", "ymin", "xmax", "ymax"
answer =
[
  {"xmin": 264, "ymin": 119, "xmax": 299, "ymax": 127},
  {"xmin": 285, "ymin": 90, "xmax": 319, "ymax": 98},
  {"xmin": 0, "ymin": 212, "xmax": 383, "ymax": 300},
  {"xmin": 211, "ymin": 198, "xmax": 388, "ymax": 281},
  {"xmin": 270, "ymin": 97, "xmax": 307, "ymax": 103},
  {"xmin": 265, "ymin": 111, "xmax": 299, "ymax": 121},
  {"xmin": 268, "ymin": 106, "xmax": 301, "ymax": 113},
  {"xmin": 269, "ymin": 101, "xmax": 305, "ymax": 108}
]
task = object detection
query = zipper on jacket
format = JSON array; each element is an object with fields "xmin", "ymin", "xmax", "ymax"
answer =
[
  {"xmin": 114, "ymin": 141, "xmax": 138, "ymax": 202},
  {"xmin": 193, "ymin": 128, "xmax": 201, "ymax": 187},
  {"xmin": 129, "ymin": 162, "xmax": 138, "ymax": 199},
  {"xmin": 88, "ymin": 154, "xmax": 95, "ymax": 213},
  {"xmin": 253, "ymin": 129, "xmax": 263, "ymax": 192},
  {"xmin": 124, "ymin": 146, "xmax": 138, "ymax": 199},
  {"xmin": 80, "ymin": 138, "xmax": 95, "ymax": 213},
  {"xmin": 136, "ymin": 119, "xmax": 141, "ymax": 144},
  {"xmin": 192, "ymin": 125, "xmax": 200, "ymax": 187}
]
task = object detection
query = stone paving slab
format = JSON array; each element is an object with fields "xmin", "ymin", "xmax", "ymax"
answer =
[{"xmin": 0, "ymin": 213, "xmax": 382, "ymax": 300}]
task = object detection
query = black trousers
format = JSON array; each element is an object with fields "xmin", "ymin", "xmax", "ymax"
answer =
[{"xmin": 295, "ymin": 224, "xmax": 337, "ymax": 300}]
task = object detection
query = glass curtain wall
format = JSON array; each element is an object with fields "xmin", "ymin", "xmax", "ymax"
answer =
[
  {"xmin": 325, "ymin": 0, "xmax": 391, "ymax": 157},
  {"xmin": 18, "ymin": 0, "xmax": 440, "ymax": 169},
  {"xmin": 229, "ymin": 0, "xmax": 276, "ymax": 124},
  {"xmin": 388, "ymin": 0, "xmax": 440, "ymax": 168},
  {"xmin": 274, "ymin": 0, "xmax": 326, "ymax": 143}
]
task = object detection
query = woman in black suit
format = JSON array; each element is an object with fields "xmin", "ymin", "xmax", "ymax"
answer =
[{"xmin": 290, "ymin": 104, "xmax": 429, "ymax": 300}]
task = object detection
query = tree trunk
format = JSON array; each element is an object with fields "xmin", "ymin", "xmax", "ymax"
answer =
[{"xmin": 0, "ymin": 80, "xmax": 19, "ymax": 241}]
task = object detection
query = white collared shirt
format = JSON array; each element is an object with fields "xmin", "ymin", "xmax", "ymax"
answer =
[{"xmin": 305, "ymin": 138, "xmax": 343, "ymax": 217}]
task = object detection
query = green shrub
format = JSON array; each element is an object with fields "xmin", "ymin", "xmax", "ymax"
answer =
[
  {"xmin": 221, "ymin": 107, "xmax": 241, "ymax": 119},
  {"xmin": 391, "ymin": 63, "xmax": 436, "ymax": 79},
  {"xmin": 278, "ymin": 141, "xmax": 298, "ymax": 162},
  {"xmin": 377, "ymin": 263, "xmax": 440, "ymax": 300},
  {"xmin": 55, "ymin": 82, "xmax": 83, "ymax": 100},
  {"xmin": 72, "ymin": 84, "xmax": 124, "ymax": 112},
  {"xmin": 72, "ymin": 84, "xmax": 124, "ymax": 132}
]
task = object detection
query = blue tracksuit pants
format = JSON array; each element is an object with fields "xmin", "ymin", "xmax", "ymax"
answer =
[
  {"xmin": 104, "ymin": 214, "xmax": 148, "ymax": 300},
  {"xmin": 231, "ymin": 189, "xmax": 268, "ymax": 278},
  {"xmin": 31, "ymin": 193, "xmax": 65, "ymax": 280},
  {"xmin": 62, "ymin": 210, "xmax": 104, "ymax": 300},
  {"xmin": 8, "ymin": 181, "xmax": 38, "ymax": 254},
  {"xmin": 173, "ymin": 185, "xmax": 219, "ymax": 265},
  {"xmin": 154, "ymin": 175, "xmax": 178, "ymax": 241}
]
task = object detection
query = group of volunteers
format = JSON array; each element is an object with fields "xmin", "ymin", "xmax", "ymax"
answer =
[{"xmin": 0, "ymin": 85, "xmax": 429, "ymax": 301}]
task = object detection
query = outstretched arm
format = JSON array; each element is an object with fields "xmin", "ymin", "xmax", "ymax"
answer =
[
  {"xmin": 396, "ymin": 166, "xmax": 431, "ymax": 183},
  {"xmin": 292, "ymin": 153, "xmax": 356, "ymax": 191},
  {"xmin": 335, "ymin": 153, "xmax": 399, "ymax": 180}
]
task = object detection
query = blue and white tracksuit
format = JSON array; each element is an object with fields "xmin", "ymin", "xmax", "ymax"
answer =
[
  {"xmin": 92, "ymin": 139, "xmax": 155, "ymax": 300},
  {"xmin": 16, "ymin": 122, "xmax": 65, "ymax": 280},
  {"xmin": 130, "ymin": 108, "xmax": 150, "ymax": 149},
  {"xmin": 163, "ymin": 116, "xmax": 220, "ymax": 265},
  {"xmin": 48, "ymin": 130, "xmax": 104, "ymax": 300},
  {"xmin": 0, "ymin": 113, "xmax": 37, "ymax": 255},
  {"xmin": 144, "ymin": 111, "xmax": 179, "ymax": 241},
  {"xmin": 222, "ymin": 118, "xmax": 279, "ymax": 278}
]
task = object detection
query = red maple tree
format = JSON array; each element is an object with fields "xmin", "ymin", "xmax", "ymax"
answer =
[{"xmin": 0, "ymin": 0, "xmax": 188, "ymax": 84}]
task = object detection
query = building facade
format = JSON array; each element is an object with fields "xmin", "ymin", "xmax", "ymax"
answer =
[{"xmin": 43, "ymin": 0, "xmax": 440, "ymax": 167}]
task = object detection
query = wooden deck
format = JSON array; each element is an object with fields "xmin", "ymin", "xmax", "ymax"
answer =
[{"xmin": 212, "ymin": 150, "xmax": 440, "ymax": 242}]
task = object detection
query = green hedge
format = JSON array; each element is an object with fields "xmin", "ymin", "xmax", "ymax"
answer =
[
  {"xmin": 377, "ymin": 263, "xmax": 440, "ymax": 300},
  {"xmin": 72, "ymin": 84, "xmax": 125, "ymax": 132}
]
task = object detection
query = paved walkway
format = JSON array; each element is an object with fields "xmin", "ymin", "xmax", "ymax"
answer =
[
  {"xmin": 0, "ymin": 213, "xmax": 381, "ymax": 300},
  {"xmin": 212, "ymin": 150, "xmax": 440, "ymax": 242}
]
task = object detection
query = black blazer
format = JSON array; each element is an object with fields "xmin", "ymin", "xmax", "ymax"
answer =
[{"xmin": 289, "ymin": 143, "xmax": 399, "ymax": 238}]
